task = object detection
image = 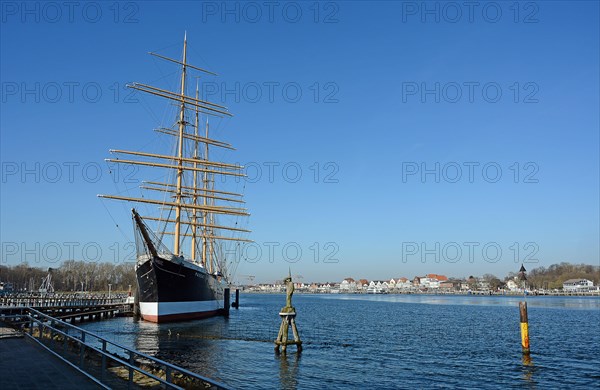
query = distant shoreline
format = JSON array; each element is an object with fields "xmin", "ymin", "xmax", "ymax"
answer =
[{"xmin": 240, "ymin": 290, "xmax": 600, "ymax": 297}]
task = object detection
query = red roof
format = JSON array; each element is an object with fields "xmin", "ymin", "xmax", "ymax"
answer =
[{"xmin": 426, "ymin": 274, "xmax": 448, "ymax": 281}]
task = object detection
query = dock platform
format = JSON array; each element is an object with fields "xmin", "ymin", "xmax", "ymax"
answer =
[
  {"xmin": 0, "ymin": 326, "xmax": 99, "ymax": 389},
  {"xmin": 0, "ymin": 308, "xmax": 228, "ymax": 389}
]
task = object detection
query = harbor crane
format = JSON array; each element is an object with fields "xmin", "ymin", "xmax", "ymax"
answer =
[{"xmin": 39, "ymin": 268, "xmax": 55, "ymax": 295}]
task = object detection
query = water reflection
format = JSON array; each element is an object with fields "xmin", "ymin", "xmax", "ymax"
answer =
[
  {"xmin": 134, "ymin": 321, "xmax": 160, "ymax": 353},
  {"xmin": 522, "ymin": 354, "xmax": 536, "ymax": 385},
  {"xmin": 277, "ymin": 352, "xmax": 300, "ymax": 389},
  {"xmin": 133, "ymin": 319, "xmax": 225, "ymax": 379}
]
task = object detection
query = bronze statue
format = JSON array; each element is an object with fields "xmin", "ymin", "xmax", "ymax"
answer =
[{"xmin": 284, "ymin": 276, "xmax": 294, "ymax": 309}]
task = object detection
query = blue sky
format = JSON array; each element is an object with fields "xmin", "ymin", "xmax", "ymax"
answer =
[{"xmin": 1, "ymin": 1, "xmax": 598, "ymax": 283}]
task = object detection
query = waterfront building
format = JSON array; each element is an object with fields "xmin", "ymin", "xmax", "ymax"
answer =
[
  {"xmin": 394, "ymin": 277, "xmax": 412, "ymax": 291},
  {"xmin": 439, "ymin": 281, "xmax": 454, "ymax": 290},
  {"xmin": 367, "ymin": 281, "xmax": 386, "ymax": 294},
  {"xmin": 388, "ymin": 279, "xmax": 397, "ymax": 289},
  {"xmin": 426, "ymin": 274, "xmax": 448, "ymax": 282},
  {"xmin": 356, "ymin": 279, "xmax": 369, "ymax": 292},
  {"xmin": 412, "ymin": 277, "xmax": 421, "ymax": 287},
  {"xmin": 419, "ymin": 277, "xmax": 440, "ymax": 289},
  {"xmin": 563, "ymin": 279, "xmax": 594, "ymax": 292},
  {"xmin": 340, "ymin": 278, "xmax": 357, "ymax": 292},
  {"xmin": 506, "ymin": 279, "xmax": 520, "ymax": 292}
]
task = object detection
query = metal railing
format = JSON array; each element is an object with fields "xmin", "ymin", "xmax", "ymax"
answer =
[{"xmin": 1, "ymin": 307, "xmax": 229, "ymax": 389}]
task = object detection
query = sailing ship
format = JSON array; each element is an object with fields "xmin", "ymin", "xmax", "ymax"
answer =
[{"xmin": 99, "ymin": 34, "xmax": 251, "ymax": 323}]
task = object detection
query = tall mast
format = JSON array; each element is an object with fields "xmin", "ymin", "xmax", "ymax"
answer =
[
  {"xmin": 206, "ymin": 119, "xmax": 216, "ymax": 273},
  {"xmin": 203, "ymin": 119, "xmax": 209, "ymax": 270},
  {"xmin": 191, "ymin": 80, "xmax": 200, "ymax": 261},
  {"xmin": 174, "ymin": 32, "xmax": 188, "ymax": 256},
  {"xmin": 98, "ymin": 35, "xmax": 253, "ymax": 266}
]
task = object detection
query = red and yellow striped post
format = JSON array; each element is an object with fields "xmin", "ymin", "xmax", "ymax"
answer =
[{"xmin": 519, "ymin": 301, "xmax": 530, "ymax": 355}]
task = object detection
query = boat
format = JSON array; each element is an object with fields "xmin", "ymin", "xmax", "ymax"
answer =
[{"xmin": 98, "ymin": 34, "xmax": 251, "ymax": 323}]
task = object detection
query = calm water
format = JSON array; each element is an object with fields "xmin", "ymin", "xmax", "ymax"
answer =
[{"xmin": 80, "ymin": 294, "xmax": 600, "ymax": 389}]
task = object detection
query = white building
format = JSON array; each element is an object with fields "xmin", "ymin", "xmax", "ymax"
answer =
[
  {"xmin": 340, "ymin": 278, "xmax": 357, "ymax": 292},
  {"xmin": 563, "ymin": 279, "xmax": 594, "ymax": 292},
  {"xmin": 419, "ymin": 277, "xmax": 440, "ymax": 289},
  {"xmin": 394, "ymin": 278, "xmax": 412, "ymax": 291},
  {"xmin": 367, "ymin": 281, "xmax": 385, "ymax": 294},
  {"xmin": 506, "ymin": 279, "xmax": 521, "ymax": 292}
]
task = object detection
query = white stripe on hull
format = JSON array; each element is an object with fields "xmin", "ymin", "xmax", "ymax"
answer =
[{"xmin": 140, "ymin": 300, "xmax": 221, "ymax": 317}]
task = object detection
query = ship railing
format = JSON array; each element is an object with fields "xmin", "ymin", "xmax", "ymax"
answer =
[{"xmin": 0, "ymin": 307, "xmax": 229, "ymax": 389}]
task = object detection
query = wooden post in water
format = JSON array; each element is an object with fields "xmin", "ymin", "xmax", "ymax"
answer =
[
  {"xmin": 519, "ymin": 301, "xmax": 530, "ymax": 355},
  {"xmin": 518, "ymin": 264, "xmax": 530, "ymax": 355},
  {"xmin": 233, "ymin": 288, "xmax": 240, "ymax": 309},
  {"xmin": 223, "ymin": 288, "xmax": 230, "ymax": 317},
  {"xmin": 275, "ymin": 311, "xmax": 302, "ymax": 353}
]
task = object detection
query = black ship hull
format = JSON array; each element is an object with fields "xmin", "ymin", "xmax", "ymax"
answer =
[{"xmin": 135, "ymin": 256, "xmax": 226, "ymax": 323}]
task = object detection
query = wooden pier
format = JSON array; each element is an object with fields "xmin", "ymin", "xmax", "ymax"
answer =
[{"xmin": 0, "ymin": 294, "xmax": 133, "ymax": 323}]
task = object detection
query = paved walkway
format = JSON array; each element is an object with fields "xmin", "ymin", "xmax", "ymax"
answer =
[{"xmin": 0, "ymin": 333, "xmax": 101, "ymax": 389}]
